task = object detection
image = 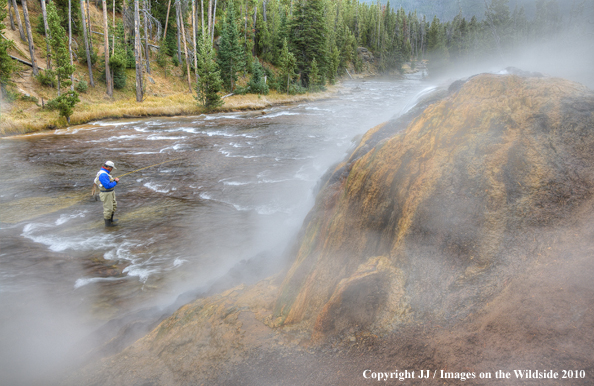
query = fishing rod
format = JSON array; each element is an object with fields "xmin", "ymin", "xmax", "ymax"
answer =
[
  {"xmin": 91, "ymin": 157, "xmax": 185, "ymax": 198},
  {"xmin": 116, "ymin": 157, "xmax": 185, "ymax": 179}
]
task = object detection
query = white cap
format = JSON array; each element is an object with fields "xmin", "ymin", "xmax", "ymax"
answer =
[{"xmin": 105, "ymin": 161, "xmax": 117, "ymax": 169}]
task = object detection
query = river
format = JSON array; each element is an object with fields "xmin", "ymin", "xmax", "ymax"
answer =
[{"xmin": 0, "ymin": 75, "xmax": 430, "ymax": 384}]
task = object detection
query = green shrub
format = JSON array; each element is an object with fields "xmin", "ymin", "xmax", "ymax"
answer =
[
  {"xmin": 36, "ymin": 15, "xmax": 45, "ymax": 35},
  {"xmin": 21, "ymin": 94, "xmax": 39, "ymax": 104},
  {"xmin": 248, "ymin": 60, "xmax": 269, "ymax": 95},
  {"xmin": 75, "ymin": 80, "xmax": 88, "ymax": 93},
  {"xmin": 156, "ymin": 45, "xmax": 169, "ymax": 68},
  {"xmin": 113, "ymin": 69, "xmax": 126, "ymax": 89},
  {"xmin": 288, "ymin": 83, "xmax": 307, "ymax": 95},
  {"xmin": 36, "ymin": 70, "xmax": 56, "ymax": 87}
]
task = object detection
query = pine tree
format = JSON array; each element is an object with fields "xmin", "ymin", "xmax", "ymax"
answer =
[
  {"xmin": 278, "ymin": 37, "xmax": 296, "ymax": 94},
  {"xmin": 248, "ymin": 58, "xmax": 269, "ymax": 94},
  {"xmin": 217, "ymin": 0, "xmax": 243, "ymax": 91},
  {"xmin": 196, "ymin": 36, "xmax": 223, "ymax": 109},
  {"xmin": 109, "ymin": 22, "xmax": 128, "ymax": 89},
  {"xmin": 288, "ymin": 0, "xmax": 328, "ymax": 87},
  {"xmin": 45, "ymin": 1, "xmax": 79, "ymax": 124},
  {"xmin": 47, "ymin": 90, "xmax": 80, "ymax": 124},
  {"xmin": 308, "ymin": 57, "xmax": 320, "ymax": 92},
  {"xmin": 0, "ymin": 0, "xmax": 14, "ymax": 94},
  {"xmin": 46, "ymin": 1, "xmax": 75, "ymax": 96}
]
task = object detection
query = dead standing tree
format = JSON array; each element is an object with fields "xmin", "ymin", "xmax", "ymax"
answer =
[
  {"xmin": 101, "ymin": 0, "xmax": 113, "ymax": 97},
  {"xmin": 134, "ymin": 0, "xmax": 143, "ymax": 101},
  {"xmin": 10, "ymin": 0, "xmax": 26, "ymax": 41},
  {"xmin": 21, "ymin": 0, "xmax": 38, "ymax": 75},
  {"xmin": 40, "ymin": 0, "xmax": 52, "ymax": 70},
  {"xmin": 79, "ymin": 0, "xmax": 94, "ymax": 86}
]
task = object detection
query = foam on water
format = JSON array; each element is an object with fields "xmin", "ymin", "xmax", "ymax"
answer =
[
  {"xmin": 89, "ymin": 134, "xmax": 143, "ymax": 142},
  {"xmin": 123, "ymin": 266, "xmax": 158, "ymax": 283},
  {"xmin": 147, "ymin": 135, "xmax": 187, "ymax": 141},
  {"xmin": 203, "ymin": 114, "xmax": 243, "ymax": 120},
  {"xmin": 200, "ymin": 130, "xmax": 258, "ymax": 138},
  {"xmin": 55, "ymin": 211, "xmax": 87, "ymax": 226},
  {"xmin": 22, "ymin": 224, "xmax": 116, "ymax": 252},
  {"xmin": 222, "ymin": 180, "xmax": 251, "ymax": 186},
  {"xmin": 92, "ymin": 120, "xmax": 140, "ymax": 127},
  {"xmin": 144, "ymin": 182, "xmax": 170, "ymax": 194},
  {"xmin": 218, "ymin": 148, "xmax": 263, "ymax": 158},
  {"xmin": 257, "ymin": 111, "xmax": 300, "ymax": 119}
]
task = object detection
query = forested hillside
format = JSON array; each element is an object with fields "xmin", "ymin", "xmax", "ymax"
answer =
[{"xmin": 0, "ymin": 0, "xmax": 591, "ymax": 130}]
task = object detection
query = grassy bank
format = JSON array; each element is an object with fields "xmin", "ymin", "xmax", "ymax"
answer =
[{"xmin": 0, "ymin": 86, "xmax": 339, "ymax": 136}]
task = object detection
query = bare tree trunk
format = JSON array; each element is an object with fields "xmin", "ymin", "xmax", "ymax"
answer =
[
  {"xmin": 8, "ymin": 1, "xmax": 15, "ymax": 31},
  {"xmin": 163, "ymin": 0, "xmax": 172, "ymax": 41},
  {"xmin": 21, "ymin": 0, "xmax": 38, "ymax": 76},
  {"xmin": 112, "ymin": 0, "xmax": 115, "ymax": 55},
  {"xmin": 211, "ymin": 0, "xmax": 217, "ymax": 44},
  {"xmin": 244, "ymin": 0, "xmax": 247, "ymax": 43},
  {"xmin": 201, "ymin": 0, "xmax": 205, "ymax": 36},
  {"xmin": 111, "ymin": 0, "xmax": 115, "ymax": 90},
  {"xmin": 134, "ymin": 0, "xmax": 143, "ymax": 101},
  {"xmin": 176, "ymin": 4, "xmax": 181, "ymax": 63},
  {"xmin": 180, "ymin": 12, "xmax": 192, "ymax": 94},
  {"xmin": 102, "ymin": 0, "xmax": 113, "ymax": 97},
  {"xmin": 11, "ymin": 0, "xmax": 26, "ymax": 41},
  {"xmin": 251, "ymin": 2, "xmax": 256, "ymax": 55},
  {"xmin": 178, "ymin": 4, "xmax": 192, "ymax": 93},
  {"xmin": 87, "ymin": 0, "xmax": 94, "ymax": 53},
  {"xmin": 144, "ymin": 0, "xmax": 151, "ymax": 73},
  {"xmin": 69, "ymin": 0, "xmax": 74, "ymax": 91},
  {"xmin": 192, "ymin": 0, "xmax": 198, "ymax": 86},
  {"xmin": 40, "ymin": 0, "xmax": 52, "ymax": 70},
  {"xmin": 123, "ymin": 0, "xmax": 127, "ymax": 42},
  {"xmin": 263, "ymin": 0, "xmax": 267, "ymax": 22},
  {"xmin": 207, "ymin": 0, "xmax": 212, "ymax": 40},
  {"xmin": 80, "ymin": 0, "xmax": 94, "ymax": 86}
]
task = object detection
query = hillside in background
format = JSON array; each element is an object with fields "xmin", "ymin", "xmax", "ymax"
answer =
[{"xmin": 372, "ymin": 0, "xmax": 587, "ymax": 21}]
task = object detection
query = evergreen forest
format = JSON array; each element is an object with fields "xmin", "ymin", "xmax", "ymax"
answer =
[{"xmin": 0, "ymin": 0, "xmax": 591, "ymax": 115}]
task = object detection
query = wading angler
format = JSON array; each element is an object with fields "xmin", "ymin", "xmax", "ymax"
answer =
[{"xmin": 94, "ymin": 161, "xmax": 120, "ymax": 227}]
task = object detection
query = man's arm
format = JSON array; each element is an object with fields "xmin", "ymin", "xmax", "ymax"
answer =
[{"xmin": 99, "ymin": 173, "xmax": 118, "ymax": 189}]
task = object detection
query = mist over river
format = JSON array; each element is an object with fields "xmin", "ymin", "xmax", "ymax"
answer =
[{"xmin": 0, "ymin": 76, "xmax": 428, "ymax": 384}]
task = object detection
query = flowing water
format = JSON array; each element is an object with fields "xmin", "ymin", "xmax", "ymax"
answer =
[{"xmin": 0, "ymin": 76, "xmax": 430, "ymax": 383}]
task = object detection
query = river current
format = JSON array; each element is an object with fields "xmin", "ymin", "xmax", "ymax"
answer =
[{"xmin": 0, "ymin": 76, "xmax": 430, "ymax": 383}]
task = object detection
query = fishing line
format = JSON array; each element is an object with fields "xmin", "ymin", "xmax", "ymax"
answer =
[{"xmin": 116, "ymin": 157, "xmax": 185, "ymax": 179}]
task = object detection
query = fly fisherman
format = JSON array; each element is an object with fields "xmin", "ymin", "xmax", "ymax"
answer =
[{"xmin": 95, "ymin": 161, "xmax": 120, "ymax": 227}]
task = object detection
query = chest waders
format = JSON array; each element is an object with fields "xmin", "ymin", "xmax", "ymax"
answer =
[{"xmin": 95, "ymin": 170, "xmax": 118, "ymax": 227}]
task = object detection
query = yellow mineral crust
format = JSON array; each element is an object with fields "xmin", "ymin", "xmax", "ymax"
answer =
[{"xmin": 274, "ymin": 73, "xmax": 594, "ymax": 335}]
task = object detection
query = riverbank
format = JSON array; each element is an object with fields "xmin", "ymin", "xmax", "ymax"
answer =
[{"xmin": 0, "ymin": 86, "xmax": 343, "ymax": 137}]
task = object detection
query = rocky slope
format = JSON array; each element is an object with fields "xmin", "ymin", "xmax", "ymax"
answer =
[{"xmin": 65, "ymin": 73, "xmax": 594, "ymax": 385}]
